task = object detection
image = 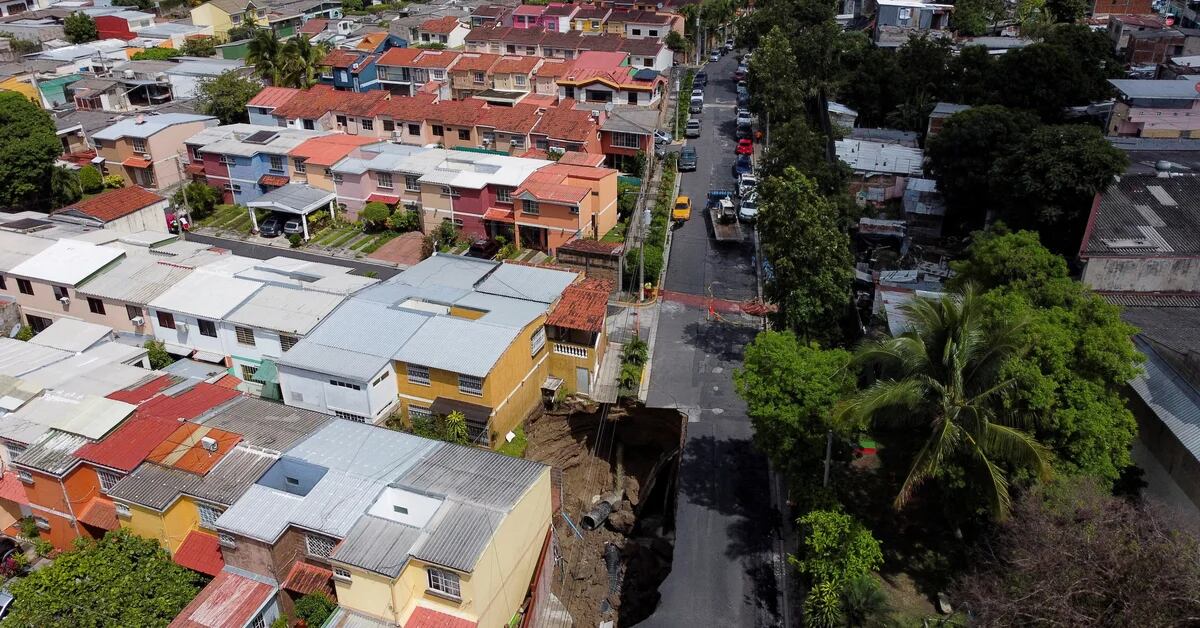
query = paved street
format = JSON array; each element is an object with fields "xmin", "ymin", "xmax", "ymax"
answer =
[{"xmin": 638, "ymin": 52, "xmax": 782, "ymax": 628}]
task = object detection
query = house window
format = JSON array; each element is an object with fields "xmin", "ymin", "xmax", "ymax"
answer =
[
  {"xmin": 333, "ymin": 173, "xmax": 343, "ymax": 183},
  {"xmin": 269, "ymin": 155, "xmax": 284, "ymax": 173},
  {"xmin": 522, "ymin": 199, "xmax": 539, "ymax": 215},
  {"xmin": 515, "ymin": 75, "xmax": 527, "ymax": 88},
  {"xmin": 197, "ymin": 503, "xmax": 223, "ymax": 529},
  {"xmin": 611, "ymin": 132, "xmax": 642, "ymax": 149},
  {"xmin": 474, "ymin": 71, "xmax": 486, "ymax": 84},
  {"xmin": 280, "ymin": 335, "xmax": 298, "ymax": 352},
  {"xmin": 5, "ymin": 442, "xmax": 26, "ymax": 461},
  {"xmin": 97, "ymin": 468, "xmax": 122, "ymax": 493},
  {"xmin": 234, "ymin": 326, "xmax": 256, "ymax": 346},
  {"xmin": 496, "ymin": 187, "xmax": 513, "ymax": 203},
  {"xmin": 525, "ymin": 46, "xmax": 536, "ymax": 55},
  {"xmin": 570, "ymin": 205, "xmax": 579, "ymax": 215},
  {"xmin": 373, "ymin": 371, "xmax": 389, "ymax": 386},
  {"xmin": 249, "ymin": 613, "xmax": 265, "ymax": 628},
  {"xmin": 591, "ymin": 20, "xmax": 600, "ymax": 28},
  {"xmin": 132, "ymin": 138, "xmax": 146, "ymax": 153},
  {"xmin": 430, "ymin": 69, "xmax": 445, "ymax": 81},
  {"xmin": 632, "ymin": 28, "xmax": 641, "ymax": 35},
  {"xmin": 33, "ymin": 516, "xmax": 49, "ymax": 530},
  {"xmin": 409, "ymin": 405, "xmax": 432, "ymax": 421},
  {"xmin": 361, "ymin": 118, "xmax": 374, "ymax": 131},
  {"xmin": 329, "ymin": 379, "xmax": 362, "ymax": 390},
  {"xmin": 191, "ymin": 146, "xmax": 203, "ymax": 161},
  {"xmin": 336, "ymin": 115, "xmax": 348, "ymax": 128},
  {"xmin": 531, "ymin": 326, "xmax": 546, "ymax": 355},
  {"xmin": 432, "ymin": 124, "xmax": 444, "ymax": 137},
  {"xmin": 427, "ymin": 568, "xmax": 462, "ymax": 600},
  {"xmin": 127, "ymin": 304, "xmax": 142, "ymax": 321},
  {"xmin": 218, "ymin": 532, "xmax": 236, "ymax": 547},
  {"xmin": 458, "ymin": 129, "xmax": 470, "ymax": 140},
  {"xmin": 408, "ymin": 123, "xmax": 421, "ymax": 135},
  {"xmin": 306, "ymin": 533, "xmax": 336, "ymax": 558},
  {"xmin": 293, "ymin": 158, "xmax": 307, "ymax": 173},
  {"xmin": 52, "ymin": 285, "xmax": 69, "ymax": 301},
  {"xmin": 0, "ymin": 276, "xmax": 5, "ymax": 290},
  {"xmin": 383, "ymin": 120, "xmax": 395, "ymax": 133},
  {"xmin": 219, "ymin": 155, "xmax": 235, "ymax": 166},
  {"xmin": 156, "ymin": 311, "xmax": 175, "ymax": 329},
  {"xmin": 407, "ymin": 363, "xmax": 430, "ymax": 386},
  {"xmin": 648, "ymin": 29, "xmax": 658, "ymax": 36},
  {"xmin": 482, "ymin": 131, "xmax": 496, "ymax": 144},
  {"xmin": 303, "ymin": 119, "xmax": 315, "ymax": 130},
  {"xmin": 197, "ymin": 319, "xmax": 217, "ymax": 337},
  {"xmin": 240, "ymin": 364, "xmax": 258, "ymax": 380},
  {"xmin": 506, "ymin": 44, "xmax": 516, "ymax": 53},
  {"xmin": 377, "ymin": 172, "xmax": 393, "ymax": 189},
  {"xmin": 511, "ymin": 137, "xmax": 525, "ymax": 149},
  {"xmin": 440, "ymin": 185, "xmax": 453, "ymax": 196},
  {"xmin": 87, "ymin": 297, "xmax": 105, "ymax": 315},
  {"xmin": 458, "ymin": 374, "xmax": 483, "ymax": 396},
  {"xmin": 627, "ymin": 93, "xmax": 637, "ymax": 105},
  {"xmin": 27, "ymin": 315, "xmax": 51, "ymax": 333},
  {"xmin": 17, "ymin": 470, "xmax": 31, "ymax": 484},
  {"xmin": 405, "ymin": 175, "xmax": 421, "ymax": 191},
  {"xmin": 335, "ymin": 410, "xmax": 367, "ymax": 422},
  {"xmin": 115, "ymin": 503, "xmax": 131, "ymax": 518},
  {"xmin": 333, "ymin": 567, "xmax": 352, "ymax": 581}
]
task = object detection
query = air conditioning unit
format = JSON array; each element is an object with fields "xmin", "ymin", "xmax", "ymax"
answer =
[
  {"xmin": 199, "ymin": 436, "xmax": 218, "ymax": 452},
  {"xmin": 123, "ymin": 69, "xmax": 135, "ymax": 79},
  {"xmin": 131, "ymin": 315, "xmax": 145, "ymax": 326},
  {"xmin": 58, "ymin": 296, "xmax": 70, "ymax": 305}
]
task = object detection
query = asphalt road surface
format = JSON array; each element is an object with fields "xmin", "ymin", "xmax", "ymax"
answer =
[{"xmin": 637, "ymin": 52, "xmax": 783, "ymax": 628}]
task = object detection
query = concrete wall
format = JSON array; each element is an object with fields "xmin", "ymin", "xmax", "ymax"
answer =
[
  {"xmin": 1081, "ymin": 256, "xmax": 1200, "ymax": 292},
  {"xmin": 1128, "ymin": 388, "xmax": 1200, "ymax": 511},
  {"xmin": 278, "ymin": 362, "xmax": 396, "ymax": 422},
  {"xmin": 149, "ymin": 308, "xmax": 230, "ymax": 357}
]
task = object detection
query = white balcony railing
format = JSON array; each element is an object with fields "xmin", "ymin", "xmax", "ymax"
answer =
[{"xmin": 554, "ymin": 343, "xmax": 588, "ymax": 358}]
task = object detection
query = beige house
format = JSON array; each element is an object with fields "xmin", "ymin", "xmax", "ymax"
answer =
[
  {"xmin": 91, "ymin": 114, "xmax": 218, "ymax": 191},
  {"xmin": 6, "ymin": 239, "xmax": 127, "ymax": 333}
]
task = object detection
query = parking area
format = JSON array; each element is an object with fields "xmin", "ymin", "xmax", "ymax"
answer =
[{"xmin": 194, "ymin": 205, "xmax": 402, "ymax": 258}]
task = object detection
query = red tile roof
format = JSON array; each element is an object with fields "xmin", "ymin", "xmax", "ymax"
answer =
[
  {"xmin": 371, "ymin": 93, "xmax": 439, "ymax": 120},
  {"xmin": 483, "ymin": 206, "xmax": 514, "ymax": 221},
  {"xmin": 77, "ymin": 497, "xmax": 118, "ymax": 530},
  {"xmin": 299, "ymin": 18, "xmax": 328, "ymax": 34},
  {"xmin": 492, "ymin": 55, "xmax": 539, "ymax": 74},
  {"xmin": 79, "ymin": 382, "xmax": 240, "ymax": 472},
  {"xmin": 476, "ymin": 103, "xmax": 541, "ymax": 133},
  {"xmin": 451, "ymin": 52, "xmax": 501, "ymax": 72},
  {"xmin": 557, "ymin": 151, "xmax": 606, "ymax": 167},
  {"xmin": 534, "ymin": 58, "xmax": 571, "ymax": 78},
  {"xmin": 411, "ymin": 50, "xmax": 462, "ymax": 69},
  {"xmin": 213, "ymin": 374, "xmax": 242, "ymax": 389},
  {"xmin": 406, "ymin": 607, "xmax": 478, "ymax": 628},
  {"xmin": 122, "ymin": 156, "xmax": 152, "ymax": 168},
  {"xmin": 147, "ymin": 422, "xmax": 241, "ymax": 475},
  {"xmin": 282, "ymin": 561, "xmax": 333, "ymax": 595},
  {"xmin": 259, "ymin": 174, "xmax": 290, "ymax": 187},
  {"xmin": 421, "ymin": 15, "xmax": 463, "ymax": 34},
  {"xmin": 377, "ymin": 46, "xmax": 424, "ymax": 67},
  {"xmin": 272, "ymin": 85, "xmax": 389, "ymax": 120},
  {"xmin": 321, "ymin": 48, "xmax": 362, "ymax": 68},
  {"xmin": 106, "ymin": 374, "xmax": 179, "ymax": 404},
  {"xmin": 173, "ymin": 531, "xmax": 224, "ymax": 577},
  {"xmin": 546, "ymin": 278, "xmax": 612, "ymax": 332},
  {"xmin": 55, "ymin": 186, "xmax": 164, "ymax": 223},
  {"xmin": 532, "ymin": 105, "xmax": 596, "ymax": 142},
  {"xmin": 0, "ymin": 472, "xmax": 29, "ymax": 506},
  {"xmin": 558, "ymin": 238, "xmax": 623, "ymax": 255},
  {"xmin": 169, "ymin": 571, "xmax": 274, "ymax": 628},
  {"xmin": 465, "ymin": 25, "xmax": 510, "ymax": 42},
  {"xmin": 247, "ymin": 86, "xmax": 303, "ymax": 109},
  {"xmin": 291, "ymin": 134, "xmax": 381, "ymax": 166},
  {"xmin": 426, "ymin": 98, "xmax": 487, "ymax": 127},
  {"xmin": 367, "ymin": 193, "xmax": 401, "ymax": 204}
]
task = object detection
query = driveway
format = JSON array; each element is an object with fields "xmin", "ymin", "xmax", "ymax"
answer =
[{"xmin": 637, "ymin": 51, "xmax": 782, "ymax": 628}]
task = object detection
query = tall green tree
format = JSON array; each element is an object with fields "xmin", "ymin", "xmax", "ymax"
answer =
[
  {"xmin": 0, "ymin": 92, "xmax": 61, "ymax": 210},
  {"xmin": 63, "ymin": 12, "xmax": 98, "ymax": 44},
  {"xmin": 3, "ymin": 529, "xmax": 205, "ymax": 627},
  {"xmin": 247, "ymin": 29, "xmax": 284, "ymax": 85},
  {"xmin": 951, "ymin": 0, "xmax": 1005, "ymax": 35},
  {"xmin": 993, "ymin": 25, "xmax": 1121, "ymax": 121},
  {"xmin": 838, "ymin": 287, "xmax": 1052, "ymax": 520},
  {"xmin": 1045, "ymin": 0, "xmax": 1089, "ymax": 22},
  {"xmin": 942, "ymin": 45, "xmax": 997, "ymax": 105},
  {"xmin": 951, "ymin": 230, "xmax": 1142, "ymax": 484},
  {"xmin": 50, "ymin": 165, "xmax": 81, "ymax": 208},
  {"xmin": 747, "ymin": 26, "xmax": 805, "ymax": 122},
  {"xmin": 196, "ymin": 72, "xmax": 265, "ymax": 124},
  {"xmin": 735, "ymin": 332, "xmax": 856, "ymax": 488},
  {"xmin": 282, "ymin": 36, "xmax": 328, "ymax": 88},
  {"xmin": 759, "ymin": 117, "xmax": 850, "ymax": 197},
  {"xmin": 758, "ymin": 167, "xmax": 854, "ymax": 342}
]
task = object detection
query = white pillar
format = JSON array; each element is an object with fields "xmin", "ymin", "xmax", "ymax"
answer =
[
  {"xmin": 249, "ymin": 207, "xmax": 259, "ymax": 232},
  {"xmin": 329, "ymin": 200, "xmax": 336, "ymax": 224},
  {"xmin": 302, "ymin": 214, "xmax": 310, "ymax": 240}
]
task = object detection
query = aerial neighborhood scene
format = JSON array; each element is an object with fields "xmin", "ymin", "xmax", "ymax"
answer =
[{"xmin": 0, "ymin": 0, "xmax": 1198, "ymax": 623}]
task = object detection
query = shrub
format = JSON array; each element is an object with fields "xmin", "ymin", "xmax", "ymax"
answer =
[
  {"xmin": 102, "ymin": 174, "xmax": 124, "ymax": 189},
  {"xmin": 180, "ymin": 36, "xmax": 215, "ymax": 57},
  {"xmin": 288, "ymin": 233, "xmax": 304, "ymax": 247},
  {"xmin": 173, "ymin": 181, "xmax": 220, "ymax": 220},
  {"xmin": 294, "ymin": 592, "xmax": 335, "ymax": 627},
  {"xmin": 33, "ymin": 539, "xmax": 52, "ymax": 557},
  {"xmin": 795, "ymin": 509, "xmax": 883, "ymax": 589},
  {"xmin": 144, "ymin": 340, "xmax": 174, "ymax": 369},
  {"xmin": 18, "ymin": 517, "xmax": 37, "ymax": 540},
  {"xmin": 14, "ymin": 326, "xmax": 33, "ymax": 342},
  {"xmin": 386, "ymin": 209, "xmax": 420, "ymax": 232},
  {"xmin": 132, "ymin": 47, "xmax": 181, "ymax": 60},
  {"xmin": 78, "ymin": 165, "xmax": 103, "ymax": 193},
  {"xmin": 360, "ymin": 201, "xmax": 390, "ymax": 230}
]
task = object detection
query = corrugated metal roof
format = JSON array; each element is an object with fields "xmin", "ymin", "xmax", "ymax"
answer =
[
  {"xmin": 835, "ymin": 139, "xmax": 924, "ymax": 176},
  {"xmin": 412, "ymin": 503, "xmax": 502, "ymax": 572},
  {"xmin": 1131, "ymin": 337, "xmax": 1200, "ymax": 462},
  {"xmin": 9, "ymin": 239, "xmax": 125, "ymax": 286},
  {"xmin": 225, "ymin": 285, "xmax": 345, "ymax": 335},
  {"xmin": 215, "ymin": 483, "xmax": 305, "ymax": 541},
  {"xmin": 15, "ymin": 430, "xmax": 91, "ymax": 476},
  {"xmin": 394, "ymin": 316, "xmax": 519, "ymax": 378},
  {"xmin": 168, "ymin": 570, "xmax": 275, "ymax": 628},
  {"xmin": 331, "ymin": 515, "xmax": 421, "ymax": 578},
  {"xmin": 475, "ymin": 262, "xmax": 577, "ymax": 304},
  {"xmin": 2, "ymin": 390, "xmax": 135, "ymax": 441},
  {"xmin": 28, "ymin": 319, "xmax": 113, "ymax": 353},
  {"xmin": 325, "ymin": 607, "xmax": 395, "ymax": 628},
  {"xmin": 150, "ymin": 271, "xmax": 262, "ymax": 319},
  {"xmin": 75, "ymin": 254, "xmax": 195, "ymax": 305},
  {"xmin": 0, "ymin": 231, "xmax": 53, "ymax": 273},
  {"xmin": 0, "ymin": 338, "xmax": 71, "ymax": 377},
  {"xmin": 276, "ymin": 299, "xmax": 429, "ymax": 380},
  {"xmin": 396, "ymin": 442, "xmax": 545, "ymax": 509},
  {"xmin": 108, "ymin": 447, "xmax": 276, "ymax": 510},
  {"xmin": 22, "ymin": 355, "xmax": 156, "ymax": 398},
  {"xmin": 286, "ymin": 419, "xmax": 437, "ymax": 478},
  {"xmin": 173, "ymin": 530, "xmax": 225, "ymax": 577},
  {"xmin": 193, "ymin": 397, "xmax": 331, "ymax": 452}
]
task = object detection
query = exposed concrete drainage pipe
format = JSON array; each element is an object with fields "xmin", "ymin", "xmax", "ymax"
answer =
[{"xmin": 581, "ymin": 491, "xmax": 623, "ymax": 530}]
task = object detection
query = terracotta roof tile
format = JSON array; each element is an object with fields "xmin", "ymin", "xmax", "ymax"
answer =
[
  {"xmin": 146, "ymin": 422, "xmax": 242, "ymax": 475},
  {"xmin": 173, "ymin": 530, "xmax": 224, "ymax": 577},
  {"xmin": 503, "ymin": 27, "xmax": 548, "ymax": 45},
  {"xmin": 77, "ymin": 497, "xmax": 118, "ymax": 530},
  {"xmin": 410, "ymin": 49, "xmax": 462, "ymax": 69},
  {"xmin": 0, "ymin": 471, "xmax": 29, "ymax": 506},
  {"xmin": 546, "ymin": 279, "xmax": 612, "ymax": 332},
  {"xmin": 54, "ymin": 186, "xmax": 164, "ymax": 223},
  {"xmin": 476, "ymin": 103, "xmax": 540, "ymax": 133},
  {"xmin": 534, "ymin": 58, "xmax": 571, "ymax": 77},
  {"xmin": 273, "ymin": 85, "xmax": 390, "ymax": 119},
  {"xmin": 420, "ymin": 15, "xmax": 463, "ymax": 34},
  {"xmin": 426, "ymin": 98, "xmax": 487, "ymax": 126},
  {"xmin": 259, "ymin": 174, "xmax": 290, "ymax": 187},
  {"xmin": 282, "ymin": 561, "xmax": 333, "ymax": 595},
  {"xmin": 492, "ymin": 55, "xmax": 539, "ymax": 74},
  {"xmin": 377, "ymin": 46, "xmax": 423, "ymax": 67},
  {"xmin": 370, "ymin": 93, "xmax": 439, "ymax": 119},
  {"xmin": 465, "ymin": 25, "xmax": 510, "ymax": 42},
  {"xmin": 406, "ymin": 607, "xmax": 478, "ymax": 628},
  {"xmin": 299, "ymin": 18, "xmax": 328, "ymax": 34},
  {"xmin": 451, "ymin": 52, "xmax": 501, "ymax": 72},
  {"xmin": 321, "ymin": 48, "xmax": 361, "ymax": 68},
  {"xmin": 557, "ymin": 151, "xmax": 606, "ymax": 167},
  {"xmin": 558, "ymin": 238, "xmax": 623, "ymax": 255},
  {"xmin": 532, "ymin": 105, "xmax": 596, "ymax": 142},
  {"xmin": 170, "ymin": 571, "xmax": 274, "ymax": 628},
  {"xmin": 290, "ymin": 134, "xmax": 381, "ymax": 166}
]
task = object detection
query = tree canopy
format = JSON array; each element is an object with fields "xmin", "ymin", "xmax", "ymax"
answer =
[
  {"xmin": 2, "ymin": 529, "xmax": 205, "ymax": 627},
  {"xmin": 0, "ymin": 92, "xmax": 63, "ymax": 210},
  {"xmin": 63, "ymin": 12, "xmax": 98, "ymax": 44},
  {"xmin": 758, "ymin": 167, "xmax": 854, "ymax": 341},
  {"xmin": 132, "ymin": 47, "xmax": 182, "ymax": 61},
  {"xmin": 196, "ymin": 72, "xmax": 265, "ymax": 124}
]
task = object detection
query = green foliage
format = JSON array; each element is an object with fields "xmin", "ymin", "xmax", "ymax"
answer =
[
  {"xmin": 78, "ymin": 165, "xmax": 103, "ymax": 194},
  {"xmin": 63, "ymin": 12, "xmax": 97, "ymax": 44},
  {"xmin": 196, "ymin": 72, "xmax": 265, "ymax": 124},
  {"xmin": 674, "ymin": 68, "xmax": 693, "ymax": 137},
  {"xmin": 748, "ymin": 27, "xmax": 805, "ymax": 123},
  {"xmin": 796, "ymin": 509, "xmax": 883, "ymax": 588},
  {"xmin": 248, "ymin": 29, "xmax": 284, "ymax": 85},
  {"xmin": 4, "ymin": 529, "xmax": 205, "ymax": 628},
  {"xmin": 407, "ymin": 408, "xmax": 472, "ymax": 445},
  {"xmin": 443, "ymin": 410, "xmax": 469, "ymax": 444},
  {"xmin": 803, "ymin": 581, "xmax": 845, "ymax": 628},
  {"xmin": 360, "ymin": 201, "xmax": 391, "ymax": 230},
  {"xmin": 180, "ymin": 37, "xmax": 216, "ymax": 58},
  {"xmin": 497, "ymin": 425, "xmax": 526, "ymax": 458},
  {"xmin": 103, "ymin": 174, "xmax": 125, "ymax": 189},
  {"xmin": 952, "ymin": 230, "xmax": 1142, "ymax": 484},
  {"xmin": 1045, "ymin": 0, "xmax": 1089, "ymax": 22},
  {"xmin": 50, "ymin": 165, "xmax": 81, "ymax": 208},
  {"xmin": 4, "ymin": 37, "xmax": 40, "ymax": 55},
  {"xmin": 415, "ymin": 42, "xmax": 447, "ymax": 49},
  {"xmin": 385, "ymin": 209, "xmax": 421, "ymax": 232},
  {"xmin": 618, "ymin": 337, "xmax": 649, "ymax": 394},
  {"xmin": 951, "ymin": 0, "xmax": 1005, "ymax": 35},
  {"xmin": 0, "ymin": 92, "xmax": 62, "ymax": 211},
  {"xmin": 735, "ymin": 332, "xmax": 855, "ymax": 489},
  {"xmin": 617, "ymin": 182, "xmax": 638, "ymax": 218},
  {"xmin": 288, "ymin": 233, "xmax": 304, "ymax": 247},
  {"xmin": 132, "ymin": 47, "xmax": 182, "ymax": 61},
  {"xmin": 665, "ymin": 30, "xmax": 687, "ymax": 53},
  {"xmin": 757, "ymin": 167, "xmax": 853, "ymax": 342},
  {"xmin": 270, "ymin": 617, "xmax": 289, "ymax": 628},
  {"xmin": 341, "ymin": 0, "xmax": 363, "ymax": 10},
  {"xmin": 294, "ymin": 592, "xmax": 335, "ymax": 627},
  {"xmin": 32, "ymin": 539, "xmax": 52, "ymax": 557},
  {"xmin": 173, "ymin": 182, "xmax": 221, "ymax": 221},
  {"xmin": 993, "ymin": 25, "xmax": 1121, "ymax": 121},
  {"xmin": 14, "ymin": 326, "xmax": 32, "ymax": 342},
  {"xmin": 112, "ymin": 0, "xmax": 155, "ymax": 10},
  {"xmin": 282, "ymin": 36, "xmax": 329, "ymax": 88},
  {"xmin": 17, "ymin": 517, "xmax": 37, "ymax": 539},
  {"xmin": 144, "ymin": 340, "xmax": 175, "ymax": 370},
  {"xmin": 759, "ymin": 117, "xmax": 849, "ymax": 197},
  {"xmin": 841, "ymin": 574, "xmax": 891, "ymax": 626}
]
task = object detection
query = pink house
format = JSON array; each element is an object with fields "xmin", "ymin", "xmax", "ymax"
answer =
[
  {"xmin": 539, "ymin": 4, "xmax": 578, "ymax": 31},
  {"xmin": 511, "ymin": 4, "xmax": 547, "ymax": 29}
]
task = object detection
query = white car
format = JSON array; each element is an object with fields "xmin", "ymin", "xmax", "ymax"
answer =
[
  {"xmin": 736, "ymin": 110, "xmax": 752, "ymax": 125},
  {"xmin": 738, "ymin": 194, "xmax": 758, "ymax": 222},
  {"xmin": 653, "ymin": 130, "xmax": 673, "ymax": 145},
  {"xmin": 738, "ymin": 173, "xmax": 758, "ymax": 196},
  {"xmin": 691, "ymin": 88, "xmax": 704, "ymax": 100},
  {"xmin": 709, "ymin": 51, "xmax": 720, "ymax": 62}
]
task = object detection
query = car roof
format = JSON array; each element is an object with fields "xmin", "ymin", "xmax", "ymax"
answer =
[
  {"xmin": 676, "ymin": 195, "xmax": 689, "ymax": 202},
  {"xmin": 681, "ymin": 146, "xmax": 696, "ymax": 154}
]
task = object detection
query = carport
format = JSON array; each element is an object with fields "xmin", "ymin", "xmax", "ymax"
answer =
[{"xmin": 246, "ymin": 184, "xmax": 336, "ymax": 240}]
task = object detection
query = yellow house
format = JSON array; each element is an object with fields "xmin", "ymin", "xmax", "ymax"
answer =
[
  {"xmin": 190, "ymin": 0, "xmax": 266, "ymax": 39},
  {"xmin": 0, "ymin": 76, "xmax": 38, "ymax": 104},
  {"xmin": 572, "ymin": 6, "xmax": 610, "ymax": 32}
]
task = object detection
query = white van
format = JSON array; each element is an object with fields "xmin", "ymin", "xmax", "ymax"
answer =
[{"xmin": 689, "ymin": 96, "xmax": 703, "ymax": 114}]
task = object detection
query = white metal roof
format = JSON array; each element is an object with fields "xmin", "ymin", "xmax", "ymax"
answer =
[
  {"xmin": 226, "ymin": 285, "xmax": 346, "ymax": 335},
  {"xmin": 91, "ymin": 114, "xmax": 216, "ymax": 141},
  {"xmin": 1, "ymin": 390, "xmax": 135, "ymax": 441},
  {"xmin": 28, "ymin": 319, "xmax": 114, "ymax": 353},
  {"xmin": 9, "ymin": 239, "xmax": 125, "ymax": 286},
  {"xmin": 149, "ymin": 270, "xmax": 262, "ymax": 319},
  {"xmin": 0, "ymin": 231, "xmax": 53, "ymax": 274},
  {"xmin": 835, "ymin": 139, "xmax": 924, "ymax": 176}
]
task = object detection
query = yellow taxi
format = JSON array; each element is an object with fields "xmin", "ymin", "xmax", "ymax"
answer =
[{"xmin": 672, "ymin": 195, "xmax": 692, "ymax": 222}]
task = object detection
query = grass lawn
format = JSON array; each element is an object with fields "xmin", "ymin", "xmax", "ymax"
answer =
[
  {"xmin": 497, "ymin": 425, "xmax": 526, "ymax": 458},
  {"xmin": 358, "ymin": 232, "xmax": 399, "ymax": 254},
  {"xmin": 602, "ymin": 221, "xmax": 627, "ymax": 243},
  {"xmin": 327, "ymin": 229, "xmax": 363, "ymax": 248},
  {"xmin": 313, "ymin": 226, "xmax": 357, "ymax": 246}
]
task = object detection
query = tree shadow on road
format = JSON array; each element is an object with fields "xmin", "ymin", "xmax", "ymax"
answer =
[{"xmin": 681, "ymin": 319, "xmax": 758, "ymax": 363}]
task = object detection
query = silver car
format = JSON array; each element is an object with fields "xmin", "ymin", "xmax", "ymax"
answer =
[{"xmin": 685, "ymin": 119, "xmax": 702, "ymax": 137}]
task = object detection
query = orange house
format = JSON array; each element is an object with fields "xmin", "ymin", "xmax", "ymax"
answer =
[{"xmin": 512, "ymin": 160, "xmax": 619, "ymax": 252}]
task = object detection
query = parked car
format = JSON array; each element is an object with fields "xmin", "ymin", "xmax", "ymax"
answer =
[
  {"xmin": 0, "ymin": 588, "xmax": 12, "ymax": 621},
  {"xmin": 259, "ymin": 215, "xmax": 283, "ymax": 238},
  {"xmin": 673, "ymin": 195, "xmax": 692, "ymax": 222},
  {"xmin": 679, "ymin": 146, "xmax": 698, "ymax": 171},
  {"xmin": 736, "ymin": 109, "xmax": 752, "ymax": 125},
  {"xmin": 733, "ymin": 154, "xmax": 753, "ymax": 176},
  {"xmin": 690, "ymin": 98, "xmax": 704, "ymax": 114},
  {"xmin": 691, "ymin": 88, "xmax": 704, "ymax": 100},
  {"xmin": 738, "ymin": 194, "xmax": 758, "ymax": 222},
  {"xmin": 694, "ymin": 71, "xmax": 707, "ymax": 87},
  {"xmin": 709, "ymin": 51, "xmax": 720, "ymax": 62},
  {"xmin": 735, "ymin": 139, "xmax": 753, "ymax": 155},
  {"xmin": 733, "ymin": 68, "xmax": 746, "ymax": 81},
  {"xmin": 738, "ymin": 173, "xmax": 758, "ymax": 196},
  {"xmin": 737, "ymin": 92, "xmax": 750, "ymax": 108},
  {"xmin": 654, "ymin": 130, "xmax": 673, "ymax": 145},
  {"xmin": 685, "ymin": 119, "xmax": 702, "ymax": 138},
  {"xmin": 282, "ymin": 217, "xmax": 304, "ymax": 235},
  {"xmin": 725, "ymin": 38, "xmax": 735, "ymax": 51}
]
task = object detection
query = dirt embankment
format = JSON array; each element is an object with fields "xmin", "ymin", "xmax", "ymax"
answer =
[{"xmin": 524, "ymin": 400, "xmax": 684, "ymax": 628}]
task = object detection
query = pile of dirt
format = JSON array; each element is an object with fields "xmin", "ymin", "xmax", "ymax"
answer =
[{"xmin": 524, "ymin": 400, "xmax": 683, "ymax": 628}]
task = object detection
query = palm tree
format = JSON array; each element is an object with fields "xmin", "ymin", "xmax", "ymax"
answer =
[
  {"xmin": 837, "ymin": 285, "xmax": 1051, "ymax": 520},
  {"xmin": 247, "ymin": 29, "xmax": 283, "ymax": 85},
  {"xmin": 282, "ymin": 36, "xmax": 328, "ymax": 89}
]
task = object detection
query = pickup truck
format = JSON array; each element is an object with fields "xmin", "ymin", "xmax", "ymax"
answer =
[{"xmin": 707, "ymin": 190, "xmax": 745, "ymax": 242}]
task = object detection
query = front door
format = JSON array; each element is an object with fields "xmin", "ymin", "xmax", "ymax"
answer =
[{"xmin": 576, "ymin": 367, "xmax": 590, "ymax": 395}]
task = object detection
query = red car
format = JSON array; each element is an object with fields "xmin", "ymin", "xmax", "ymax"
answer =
[{"xmin": 735, "ymin": 139, "xmax": 753, "ymax": 155}]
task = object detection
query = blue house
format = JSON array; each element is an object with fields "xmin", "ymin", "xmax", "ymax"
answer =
[
  {"xmin": 188, "ymin": 125, "xmax": 327, "ymax": 205},
  {"xmin": 320, "ymin": 34, "xmax": 407, "ymax": 92}
]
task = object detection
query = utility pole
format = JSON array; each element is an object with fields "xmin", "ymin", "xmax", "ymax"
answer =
[
  {"xmin": 822, "ymin": 430, "xmax": 833, "ymax": 487},
  {"xmin": 694, "ymin": 12, "xmax": 701, "ymax": 66}
]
